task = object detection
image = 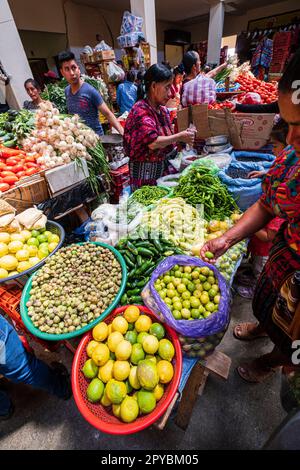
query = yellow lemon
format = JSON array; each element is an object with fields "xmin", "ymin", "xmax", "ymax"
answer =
[
  {"xmin": 8, "ymin": 270, "xmax": 18, "ymax": 276},
  {"xmin": 8, "ymin": 240, "xmax": 23, "ymax": 253},
  {"xmin": 0, "ymin": 255, "xmax": 18, "ymax": 271},
  {"xmin": 128, "ymin": 366, "xmax": 141, "ymax": 390},
  {"xmin": 91, "ymin": 343, "xmax": 110, "ymax": 366},
  {"xmin": 17, "ymin": 261, "xmax": 31, "ymax": 273},
  {"xmin": 86, "ymin": 340, "xmax": 99, "ymax": 358},
  {"xmin": 105, "ymin": 379, "xmax": 127, "ymax": 404},
  {"xmin": 0, "ymin": 232, "xmax": 10, "ymax": 244},
  {"xmin": 98, "ymin": 359, "xmax": 114, "ymax": 383},
  {"xmin": 135, "ymin": 314, "xmax": 152, "ymax": 333},
  {"xmin": 48, "ymin": 242, "xmax": 58, "ymax": 253},
  {"xmin": 101, "ymin": 388, "xmax": 112, "ymax": 407},
  {"xmin": 113, "ymin": 360, "xmax": 130, "ymax": 381},
  {"xmin": 158, "ymin": 339, "xmax": 175, "ymax": 362},
  {"xmin": 124, "ymin": 305, "xmax": 140, "ymax": 323},
  {"xmin": 92, "ymin": 322, "xmax": 109, "ymax": 342},
  {"xmin": 20, "ymin": 230, "xmax": 32, "ymax": 241},
  {"xmin": 0, "ymin": 242, "xmax": 8, "ymax": 257},
  {"xmin": 27, "ymin": 245, "xmax": 38, "ymax": 257},
  {"xmin": 107, "ymin": 331, "xmax": 124, "ymax": 353},
  {"xmin": 153, "ymin": 383, "xmax": 164, "ymax": 401},
  {"xmin": 29, "ymin": 257, "xmax": 40, "ymax": 267},
  {"xmin": 10, "ymin": 233, "xmax": 25, "ymax": 243},
  {"xmin": 112, "ymin": 403, "xmax": 121, "ymax": 418},
  {"xmin": 107, "ymin": 324, "xmax": 113, "ymax": 336},
  {"xmin": 0, "ymin": 267, "xmax": 8, "ymax": 279},
  {"xmin": 111, "ymin": 316, "xmax": 128, "ymax": 334},
  {"xmin": 115, "ymin": 340, "xmax": 132, "ymax": 361},
  {"xmin": 157, "ymin": 360, "xmax": 174, "ymax": 383},
  {"xmin": 142, "ymin": 335, "xmax": 159, "ymax": 355},
  {"xmin": 15, "ymin": 249, "xmax": 30, "ymax": 261}
]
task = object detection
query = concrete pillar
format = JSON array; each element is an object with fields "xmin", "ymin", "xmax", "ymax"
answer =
[
  {"xmin": 207, "ymin": 1, "xmax": 225, "ymax": 66},
  {"xmin": 130, "ymin": 0, "xmax": 157, "ymax": 64},
  {"xmin": 0, "ymin": 0, "xmax": 33, "ymax": 109}
]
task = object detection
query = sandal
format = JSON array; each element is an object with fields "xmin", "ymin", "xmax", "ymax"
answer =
[
  {"xmin": 233, "ymin": 322, "xmax": 268, "ymax": 341},
  {"xmin": 236, "ymin": 361, "xmax": 276, "ymax": 383}
]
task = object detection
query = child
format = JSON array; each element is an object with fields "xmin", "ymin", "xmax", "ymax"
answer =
[{"xmin": 235, "ymin": 119, "xmax": 288, "ymax": 298}]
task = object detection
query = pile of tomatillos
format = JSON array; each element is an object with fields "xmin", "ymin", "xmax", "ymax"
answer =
[{"xmin": 26, "ymin": 243, "xmax": 122, "ymax": 335}]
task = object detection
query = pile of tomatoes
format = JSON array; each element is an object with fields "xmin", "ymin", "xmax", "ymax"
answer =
[
  {"xmin": 235, "ymin": 74, "xmax": 278, "ymax": 104},
  {"xmin": 208, "ymin": 101, "xmax": 235, "ymax": 110},
  {"xmin": 0, "ymin": 146, "xmax": 41, "ymax": 193}
]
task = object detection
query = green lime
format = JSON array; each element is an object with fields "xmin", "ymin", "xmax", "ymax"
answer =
[
  {"xmin": 31, "ymin": 230, "xmax": 40, "ymax": 238},
  {"xmin": 37, "ymin": 234, "xmax": 48, "ymax": 244},
  {"xmin": 87, "ymin": 378, "xmax": 104, "ymax": 403},
  {"xmin": 149, "ymin": 322, "xmax": 165, "ymax": 340},
  {"xmin": 27, "ymin": 237, "xmax": 39, "ymax": 247}
]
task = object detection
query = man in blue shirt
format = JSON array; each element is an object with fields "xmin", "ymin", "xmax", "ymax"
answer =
[
  {"xmin": 117, "ymin": 71, "xmax": 137, "ymax": 114},
  {"xmin": 58, "ymin": 51, "xmax": 123, "ymax": 136}
]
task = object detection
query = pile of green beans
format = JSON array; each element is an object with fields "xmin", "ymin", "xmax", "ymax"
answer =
[{"xmin": 173, "ymin": 166, "xmax": 238, "ymax": 220}]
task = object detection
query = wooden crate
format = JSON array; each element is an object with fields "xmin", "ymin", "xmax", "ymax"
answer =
[{"xmin": 1, "ymin": 175, "xmax": 49, "ymax": 213}]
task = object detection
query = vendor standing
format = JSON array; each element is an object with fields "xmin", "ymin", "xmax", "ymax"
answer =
[
  {"xmin": 58, "ymin": 51, "xmax": 124, "ymax": 136},
  {"xmin": 123, "ymin": 64, "xmax": 195, "ymax": 190}
]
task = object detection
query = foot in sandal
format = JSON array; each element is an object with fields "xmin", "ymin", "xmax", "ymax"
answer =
[
  {"xmin": 236, "ymin": 360, "xmax": 276, "ymax": 383},
  {"xmin": 233, "ymin": 322, "xmax": 268, "ymax": 341}
]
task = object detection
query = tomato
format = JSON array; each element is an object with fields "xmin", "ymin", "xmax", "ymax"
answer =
[
  {"xmin": 0, "ymin": 183, "xmax": 10, "ymax": 192},
  {"xmin": 2, "ymin": 175, "xmax": 18, "ymax": 185},
  {"xmin": 25, "ymin": 162, "xmax": 39, "ymax": 168},
  {"xmin": 1, "ymin": 171, "xmax": 15, "ymax": 177},
  {"xmin": 6, "ymin": 157, "xmax": 21, "ymax": 165},
  {"xmin": 25, "ymin": 168, "xmax": 38, "ymax": 176},
  {"xmin": 24, "ymin": 155, "xmax": 36, "ymax": 163},
  {"xmin": 16, "ymin": 170, "xmax": 25, "ymax": 178},
  {"xmin": 10, "ymin": 165, "xmax": 24, "ymax": 173}
]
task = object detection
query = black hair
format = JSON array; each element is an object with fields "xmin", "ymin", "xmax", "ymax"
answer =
[
  {"xmin": 144, "ymin": 64, "xmax": 173, "ymax": 93},
  {"xmin": 127, "ymin": 71, "xmax": 136, "ymax": 82},
  {"xmin": 24, "ymin": 78, "xmax": 41, "ymax": 91},
  {"xmin": 137, "ymin": 71, "xmax": 145, "ymax": 82},
  {"xmin": 270, "ymin": 119, "xmax": 289, "ymax": 145},
  {"xmin": 182, "ymin": 51, "xmax": 199, "ymax": 74},
  {"xmin": 278, "ymin": 48, "xmax": 300, "ymax": 94},
  {"xmin": 173, "ymin": 65, "xmax": 184, "ymax": 76},
  {"xmin": 58, "ymin": 50, "xmax": 76, "ymax": 68}
]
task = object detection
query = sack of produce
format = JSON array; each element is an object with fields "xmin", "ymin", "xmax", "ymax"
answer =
[
  {"xmin": 107, "ymin": 62, "xmax": 125, "ymax": 83},
  {"xmin": 16, "ymin": 207, "xmax": 43, "ymax": 229},
  {"xmin": 218, "ymin": 160, "xmax": 274, "ymax": 211},
  {"xmin": 231, "ymin": 151, "xmax": 275, "ymax": 164},
  {"xmin": 0, "ymin": 200, "xmax": 15, "ymax": 217},
  {"xmin": 0, "ymin": 212, "xmax": 15, "ymax": 227},
  {"xmin": 142, "ymin": 255, "xmax": 231, "ymax": 358}
]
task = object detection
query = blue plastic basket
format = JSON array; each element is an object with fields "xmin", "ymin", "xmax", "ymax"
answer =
[{"xmin": 20, "ymin": 242, "xmax": 127, "ymax": 341}]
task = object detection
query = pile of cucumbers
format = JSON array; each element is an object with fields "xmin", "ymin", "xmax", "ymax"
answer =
[
  {"xmin": 0, "ymin": 110, "xmax": 18, "ymax": 147},
  {"xmin": 116, "ymin": 236, "xmax": 184, "ymax": 305}
]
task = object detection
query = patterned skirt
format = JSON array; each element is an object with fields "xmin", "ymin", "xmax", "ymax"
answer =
[
  {"xmin": 129, "ymin": 160, "xmax": 165, "ymax": 191},
  {"xmin": 253, "ymin": 224, "xmax": 300, "ymax": 357}
]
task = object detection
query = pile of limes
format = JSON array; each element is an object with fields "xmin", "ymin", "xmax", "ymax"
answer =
[
  {"xmin": 0, "ymin": 228, "xmax": 60, "ymax": 278},
  {"xmin": 81, "ymin": 306, "xmax": 176, "ymax": 423},
  {"xmin": 154, "ymin": 264, "xmax": 220, "ymax": 320}
]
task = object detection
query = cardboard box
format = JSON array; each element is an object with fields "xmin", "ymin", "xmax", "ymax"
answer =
[
  {"xmin": 177, "ymin": 105, "xmax": 275, "ymax": 150},
  {"xmin": 96, "ymin": 50, "xmax": 116, "ymax": 61},
  {"xmin": 44, "ymin": 159, "xmax": 89, "ymax": 196}
]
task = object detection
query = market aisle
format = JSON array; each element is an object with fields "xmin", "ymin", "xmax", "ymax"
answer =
[{"xmin": 0, "ymin": 295, "xmax": 286, "ymax": 450}]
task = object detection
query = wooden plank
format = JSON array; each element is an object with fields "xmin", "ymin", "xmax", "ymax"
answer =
[
  {"xmin": 197, "ymin": 370, "xmax": 209, "ymax": 396},
  {"xmin": 175, "ymin": 362, "xmax": 207, "ymax": 431},
  {"xmin": 154, "ymin": 392, "xmax": 180, "ymax": 431},
  {"xmin": 200, "ymin": 350, "xmax": 231, "ymax": 380}
]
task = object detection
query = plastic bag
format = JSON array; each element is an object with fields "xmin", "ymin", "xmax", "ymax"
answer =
[
  {"xmin": 156, "ymin": 173, "xmax": 182, "ymax": 188},
  {"xmin": 181, "ymin": 158, "xmax": 220, "ymax": 177},
  {"xmin": 107, "ymin": 62, "xmax": 125, "ymax": 83},
  {"xmin": 142, "ymin": 255, "xmax": 230, "ymax": 337},
  {"xmin": 218, "ymin": 160, "xmax": 273, "ymax": 211},
  {"xmin": 239, "ymin": 92, "xmax": 262, "ymax": 105},
  {"xmin": 117, "ymin": 32, "xmax": 145, "ymax": 49},
  {"xmin": 94, "ymin": 40, "xmax": 112, "ymax": 51},
  {"xmin": 120, "ymin": 10, "xmax": 143, "ymax": 35},
  {"xmin": 231, "ymin": 150, "xmax": 275, "ymax": 164}
]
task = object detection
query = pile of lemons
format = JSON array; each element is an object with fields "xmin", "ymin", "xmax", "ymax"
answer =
[
  {"xmin": 81, "ymin": 305, "xmax": 176, "ymax": 424},
  {"xmin": 0, "ymin": 229, "xmax": 59, "ymax": 278}
]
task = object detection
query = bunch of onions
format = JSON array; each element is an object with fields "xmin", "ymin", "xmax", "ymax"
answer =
[{"xmin": 22, "ymin": 102, "xmax": 99, "ymax": 169}]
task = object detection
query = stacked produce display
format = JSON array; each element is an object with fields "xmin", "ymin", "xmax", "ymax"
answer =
[{"xmin": 81, "ymin": 305, "xmax": 177, "ymax": 424}]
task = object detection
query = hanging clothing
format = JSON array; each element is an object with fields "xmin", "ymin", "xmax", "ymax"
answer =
[{"xmin": 251, "ymin": 38, "xmax": 273, "ymax": 70}]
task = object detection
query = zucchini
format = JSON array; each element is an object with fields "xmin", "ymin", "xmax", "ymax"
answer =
[{"xmin": 3, "ymin": 139, "xmax": 17, "ymax": 148}]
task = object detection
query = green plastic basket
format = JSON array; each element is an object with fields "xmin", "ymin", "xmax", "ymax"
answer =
[{"xmin": 20, "ymin": 242, "xmax": 127, "ymax": 341}]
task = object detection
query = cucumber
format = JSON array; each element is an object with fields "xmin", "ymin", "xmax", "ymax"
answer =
[
  {"xmin": 3, "ymin": 139, "xmax": 17, "ymax": 148},
  {"xmin": 1, "ymin": 133, "xmax": 14, "ymax": 142}
]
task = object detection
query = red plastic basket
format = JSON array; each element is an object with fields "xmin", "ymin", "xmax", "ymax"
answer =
[{"xmin": 72, "ymin": 305, "xmax": 182, "ymax": 435}]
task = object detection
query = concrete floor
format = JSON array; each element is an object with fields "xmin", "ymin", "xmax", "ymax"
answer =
[{"xmin": 0, "ymin": 294, "xmax": 286, "ymax": 450}]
